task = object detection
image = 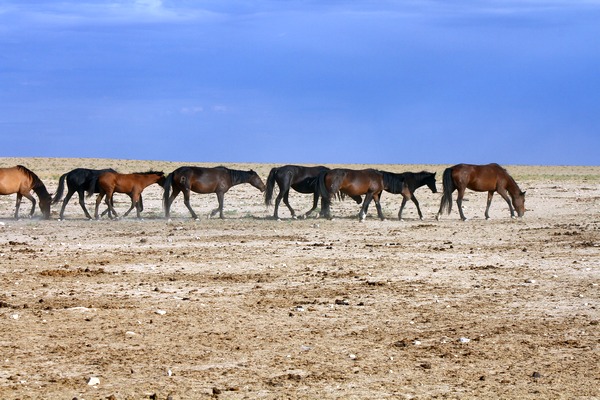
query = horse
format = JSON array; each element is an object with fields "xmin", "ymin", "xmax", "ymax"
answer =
[
  {"xmin": 317, "ymin": 168, "xmax": 398, "ymax": 221},
  {"xmin": 52, "ymin": 168, "xmax": 117, "ymax": 220},
  {"xmin": 436, "ymin": 163, "xmax": 526, "ymax": 221},
  {"xmin": 0, "ymin": 165, "xmax": 52, "ymax": 219},
  {"xmin": 163, "ymin": 166, "xmax": 266, "ymax": 220},
  {"xmin": 381, "ymin": 171, "xmax": 437, "ymax": 220},
  {"xmin": 95, "ymin": 171, "xmax": 165, "ymax": 219},
  {"xmin": 264, "ymin": 165, "xmax": 330, "ymax": 219}
]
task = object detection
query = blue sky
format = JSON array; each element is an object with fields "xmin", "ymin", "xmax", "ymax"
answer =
[{"xmin": 1, "ymin": 1, "xmax": 599, "ymax": 165}]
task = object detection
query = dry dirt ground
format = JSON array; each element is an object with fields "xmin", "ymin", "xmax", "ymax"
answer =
[{"xmin": 0, "ymin": 158, "xmax": 598, "ymax": 400}]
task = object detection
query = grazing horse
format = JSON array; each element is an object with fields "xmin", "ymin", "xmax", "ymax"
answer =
[
  {"xmin": 52, "ymin": 168, "xmax": 116, "ymax": 220},
  {"xmin": 0, "ymin": 165, "xmax": 52, "ymax": 219},
  {"xmin": 318, "ymin": 168, "xmax": 400, "ymax": 221},
  {"xmin": 95, "ymin": 171, "xmax": 165, "ymax": 219},
  {"xmin": 163, "ymin": 166, "xmax": 266, "ymax": 220},
  {"xmin": 264, "ymin": 165, "xmax": 330, "ymax": 219},
  {"xmin": 381, "ymin": 171, "xmax": 437, "ymax": 220},
  {"xmin": 436, "ymin": 163, "xmax": 526, "ymax": 221}
]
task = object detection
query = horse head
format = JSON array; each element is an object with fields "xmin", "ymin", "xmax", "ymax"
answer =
[
  {"xmin": 39, "ymin": 194, "xmax": 52, "ymax": 219},
  {"xmin": 249, "ymin": 170, "xmax": 266, "ymax": 192},
  {"xmin": 513, "ymin": 190, "xmax": 526, "ymax": 217},
  {"xmin": 426, "ymin": 172, "xmax": 438, "ymax": 193}
]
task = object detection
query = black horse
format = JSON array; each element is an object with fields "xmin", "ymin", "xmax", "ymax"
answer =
[
  {"xmin": 264, "ymin": 165, "xmax": 330, "ymax": 219},
  {"xmin": 380, "ymin": 171, "xmax": 437, "ymax": 220},
  {"xmin": 52, "ymin": 168, "xmax": 117, "ymax": 220}
]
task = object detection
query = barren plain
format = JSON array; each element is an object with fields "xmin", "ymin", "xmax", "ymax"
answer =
[{"xmin": 0, "ymin": 158, "xmax": 599, "ymax": 400}]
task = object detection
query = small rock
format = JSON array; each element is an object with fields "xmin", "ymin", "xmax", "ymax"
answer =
[
  {"xmin": 349, "ymin": 353, "xmax": 357, "ymax": 360},
  {"xmin": 155, "ymin": 310, "xmax": 167, "ymax": 315},
  {"xmin": 532, "ymin": 371, "xmax": 542, "ymax": 379},
  {"xmin": 87, "ymin": 376, "xmax": 100, "ymax": 386},
  {"xmin": 525, "ymin": 279, "xmax": 536, "ymax": 284},
  {"xmin": 335, "ymin": 299, "xmax": 349, "ymax": 306},
  {"xmin": 413, "ymin": 340, "xmax": 421, "ymax": 346},
  {"xmin": 294, "ymin": 306, "xmax": 305, "ymax": 312},
  {"xmin": 125, "ymin": 331, "xmax": 136, "ymax": 336},
  {"xmin": 420, "ymin": 362, "xmax": 432, "ymax": 369},
  {"xmin": 459, "ymin": 337, "xmax": 470, "ymax": 343}
]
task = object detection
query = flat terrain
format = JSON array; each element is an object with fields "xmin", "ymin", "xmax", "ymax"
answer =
[{"xmin": 0, "ymin": 158, "xmax": 599, "ymax": 400}]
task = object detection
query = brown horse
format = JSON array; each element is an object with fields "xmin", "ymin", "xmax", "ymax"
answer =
[
  {"xmin": 95, "ymin": 171, "xmax": 165, "ymax": 219},
  {"xmin": 163, "ymin": 166, "xmax": 266, "ymax": 219},
  {"xmin": 264, "ymin": 165, "xmax": 330, "ymax": 219},
  {"xmin": 318, "ymin": 168, "xmax": 402, "ymax": 221},
  {"xmin": 0, "ymin": 165, "xmax": 52, "ymax": 219},
  {"xmin": 436, "ymin": 163, "xmax": 526, "ymax": 221}
]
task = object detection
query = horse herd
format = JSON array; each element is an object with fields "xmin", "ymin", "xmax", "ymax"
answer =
[{"xmin": 0, "ymin": 163, "xmax": 526, "ymax": 222}]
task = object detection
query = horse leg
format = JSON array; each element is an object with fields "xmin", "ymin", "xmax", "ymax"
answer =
[
  {"xmin": 359, "ymin": 193, "xmax": 373, "ymax": 221},
  {"xmin": 303, "ymin": 192, "xmax": 319, "ymax": 218},
  {"xmin": 13, "ymin": 193, "xmax": 24, "ymax": 219},
  {"xmin": 182, "ymin": 189, "xmax": 198, "ymax": 220},
  {"xmin": 283, "ymin": 191, "xmax": 297, "ymax": 219},
  {"xmin": 398, "ymin": 196, "xmax": 409, "ymax": 221},
  {"xmin": 273, "ymin": 191, "xmax": 284, "ymax": 219},
  {"xmin": 122, "ymin": 194, "xmax": 136, "ymax": 218},
  {"xmin": 373, "ymin": 193, "xmax": 385, "ymax": 221},
  {"xmin": 411, "ymin": 195, "xmax": 423, "ymax": 220},
  {"xmin": 485, "ymin": 191, "xmax": 494, "ymax": 220},
  {"xmin": 209, "ymin": 192, "xmax": 225, "ymax": 219},
  {"xmin": 24, "ymin": 193, "xmax": 37, "ymax": 218},
  {"xmin": 456, "ymin": 188, "xmax": 467, "ymax": 221},
  {"xmin": 94, "ymin": 193, "xmax": 104, "ymax": 219},
  {"xmin": 165, "ymin": 188, "xmax": 180, "ymax": 218},
  {"xmin": 497, "ymin": 189, "xmax": 515, "ymax": 218}
]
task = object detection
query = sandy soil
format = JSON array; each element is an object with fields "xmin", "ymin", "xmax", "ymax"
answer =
[{"xmin": 0, "ymin": 158, "xmax": 598, "ymax": 400}]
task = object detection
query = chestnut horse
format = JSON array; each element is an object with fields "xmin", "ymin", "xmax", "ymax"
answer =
[
  {"xmin": 52, "ymin": 168, "xmax": 116, "ymax": 220},
  {"xmin": 163, "ymin": 166, "xmax": 266, "ymax": 220},
  {"xmin": 95, "ymin": 171, "xmax": 165, "ymax": 219},
  {"xmin": 381, "ymin": 171, "xmax": 437, "ymax": 220},
  {"xmin": 436, "ymin": 163, "xmax": 526, "ymax": 221},
  {"xmin": 264, "ymin": 165, "xmax": 330, "ymax": 220},
  {"xmin": 0, "ymin": 165, "xmax": 52, "ymax": 219},
  {"xmin": 317, "ymin": 168, "xmax": 403, "ymax": 221}
]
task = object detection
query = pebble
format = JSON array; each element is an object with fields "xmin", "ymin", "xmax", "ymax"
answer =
[
  {"xmin": 155, "ymin": 310, "xmax": 167, "ymax": 315},
  {"xmin": 525, "ymin": 279, "xmax": 536, "ymax": 284},
  {"xmin": 87, "ymin": 376, "xmax": 100, "ymax": 386},
  {"xmin": 459, "ymin": 337, "xmax": 471, "ymax": 343},
  {"xmin": 349, "ymin": 353, "xmax": 357, "ymax": 360}
]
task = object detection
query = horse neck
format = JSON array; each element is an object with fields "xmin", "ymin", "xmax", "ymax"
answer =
[
  {"xmin": 229, "ymin": 169, "xmax": 252, "ymax": 186},
  {"xmin": 412, "ymin": 172, "xmax": 432, "ymax": 190},
  {"xmin": 140, "ymin": 174, "xmax": 162, "ymax": 187},
  {"xmin": 505, "ymin": 176, "xmax": 522, "ymax": 198},
  {"xmin": 31, "ymin": 179, "xmax": 51, "ymax": 200}
]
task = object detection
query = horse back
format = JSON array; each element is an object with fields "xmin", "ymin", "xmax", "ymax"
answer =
[{"xmin": 454, "ymin": 163, "xmax": 509, "ymax": 192}]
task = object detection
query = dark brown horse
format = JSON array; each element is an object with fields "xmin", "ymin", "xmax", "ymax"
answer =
[
  {"xmin": 318, "ymin": 168, "xmax": 402, "ymax": 221},
  {"xmin": 0, "ymin": 165, "xmax": 52, "ymax": 220},
  {"xmin": 52, "ymin": 168, "xmax": 116, "ymax": 220},
  {"xmin": 163, "ymin": 166, "xmax": 266, "ymax": 219},
  {"xmin": 264, "ymin": 165, "xmax": 330, "ymax": 219},
  {"xmin": 95, "ymin": 171, "xmax": 165, "ymax": 219},
  {"xmin": 437, "ymin": 163, "xmax": 526, "ymax": 221},
  {"xmin": 381, "ymin": 171, "xmax": 437, "ymax": 220}
]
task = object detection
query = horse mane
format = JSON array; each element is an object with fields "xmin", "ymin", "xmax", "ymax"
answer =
[
  {"xmin": 16, "ymin": 165, "xmax": 51, "ymax": 200},
  {"xmin": 379, "ymin": 170, "xmax": 404, "ymax": 194},
  {"xmin": 133, "ymin": 170, "xmax": 164, "ymax": 176},
  {"xmin": 227, "ymin": 168, "xmax": 254, "ymax": 185}
]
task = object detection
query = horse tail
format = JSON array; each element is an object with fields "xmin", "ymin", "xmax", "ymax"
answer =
[
  {"xmin": 52, "ymin": 172, "xmax": 68, "ymax": 204},
  {"xmin": 317, "ymin": 170, "xmax": 331, "ymax": 200},
  {"xmin": 439, "ymin": 167, "xmax": 454, "ymax": 214},
  {"xmin": 162, "ymin": 172, "xmax": 175, "ymax": 212},
  {"xmin": 86, "ymin": 176, "xmax": 99, "ymax": 198},
  {"xmin": 264, "ymin": 167, "xmax": 278, "ymax": 207},
  {"xmin": 327, "ymin": 171, "xmax": 346, "ymax": 201}
]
